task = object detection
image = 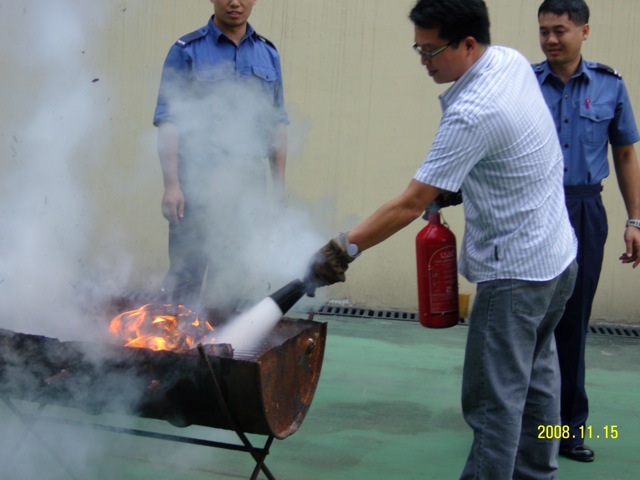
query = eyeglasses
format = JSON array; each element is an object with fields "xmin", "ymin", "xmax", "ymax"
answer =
[{"xmin": 412, "ymin": 42, "xmax": 452, "ymax": 59}]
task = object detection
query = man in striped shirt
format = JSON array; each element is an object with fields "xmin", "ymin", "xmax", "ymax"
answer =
[{"xmin": 306, "ymin": 0, "xmax": 577, "ymax": 478}]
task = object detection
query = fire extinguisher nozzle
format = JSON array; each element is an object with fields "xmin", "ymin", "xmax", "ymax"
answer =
[{"xmin": 269, "ymin": 279, "xmax": 307, "ymax": 315}]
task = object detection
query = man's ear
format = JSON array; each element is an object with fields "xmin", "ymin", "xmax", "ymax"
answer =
[{"xmin": 464, "ymin": 36, "xmax": 478, "ymax": 54}]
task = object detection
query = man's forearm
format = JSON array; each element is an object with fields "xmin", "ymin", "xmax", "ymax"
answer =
[
  {"xmin": 270, "ymin": 150, "xmax": 286, "ymax": 187},
  {"xmin": 613, "ymin": 144, "xmax": 640, "ymax": 219},
  {"xmin": 269, "ymin": 126, "xmax": 287, "ymax": 188},
  {"xmin": 349, "ymin": 179, "xmax": 441, "ymax": 251},
  {"xmin": 158, "ymin": 122, "xmax": 180, "ymax": 188}
]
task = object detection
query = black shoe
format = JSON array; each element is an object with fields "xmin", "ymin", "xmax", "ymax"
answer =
[{"xmin": 559, "ymin": 444, "xmax": 595, "ymax": 462}]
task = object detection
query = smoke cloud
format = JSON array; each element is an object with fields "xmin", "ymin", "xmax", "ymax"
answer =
[
  {"xmin": 0, "ymin": 1, "xmax": 114, "ymax": 340},
  {"xmin": 0, "ymin": 2, "xmax": 327, "ymax": 478},
  {"xmin": 158, "ymin": 57, "xmax": 327, "ymax": 314},
  {"xmin": 0, "ymin": 2, "xmax": 327, "ymax": 339}
]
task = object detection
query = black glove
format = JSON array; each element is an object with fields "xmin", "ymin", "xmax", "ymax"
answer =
[
  {"xmin": 304, "ymin": 232, "xmax": 357, "ymax": 295},
  {"xmin": 431, "ymin": 190, "xmax": 463, "ymax": 210}
]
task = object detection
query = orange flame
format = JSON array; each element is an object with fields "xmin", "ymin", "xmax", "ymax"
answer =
[{"xmin": 109, "ymin": 304, "xmax": 214, "ymax": 352}]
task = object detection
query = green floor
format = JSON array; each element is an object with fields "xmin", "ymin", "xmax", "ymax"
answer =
[{"xmin": 1, "ymin": 314, "xmax": 638, "ymax": 479}]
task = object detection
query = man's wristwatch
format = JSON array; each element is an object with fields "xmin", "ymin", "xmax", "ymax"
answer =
[
  {"xmin": 626, "ymin": 219, "xmax": 640, "ymax": 229},
  {"xmin": 337, "ymin": 232, "xmax": 360, "ymax": 260},
  {"xmin": 346, "ymin": 241, "xmax": 360, "ymax": 258}
]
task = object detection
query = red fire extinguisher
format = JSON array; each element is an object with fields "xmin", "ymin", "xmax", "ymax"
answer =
[{"xmin": 416, "ymin": 208, "xmax": 459, "ymax": 328}]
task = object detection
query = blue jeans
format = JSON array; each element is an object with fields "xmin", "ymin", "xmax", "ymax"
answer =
[{"xmin": 460, "ymin": 260, "xmax": 577, "ymax": 480}]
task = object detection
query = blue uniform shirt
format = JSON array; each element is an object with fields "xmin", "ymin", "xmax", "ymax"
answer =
[
  {"xmin": 153, "ymin": 16, "xmax": 288, "ymax": 128},
  {"xmin": 533, "ymin": 59, "xmax": 640, "ymax": 186}
]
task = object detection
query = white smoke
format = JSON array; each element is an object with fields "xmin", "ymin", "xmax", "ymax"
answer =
[
  {"xmin": 0, "ymin": 2, "xmax": 327, "ymax": 340},
  {"xmin": 0, "ymin": 3, "xmax": 326, "ymax": 478},
  {"xmin": 0, "ymin": 1, "xmax": 113, "ymax": 339},
  {"xmin": 156, "ymin": 51, "xmax": 327, "ymax": 313},
  {"xmin": 0, "ymin": 3, "xmax": 331, "ymax": 474},
  {"xmin": 0, "ymin": 4, "xmax": 126, "ymax": 478}
]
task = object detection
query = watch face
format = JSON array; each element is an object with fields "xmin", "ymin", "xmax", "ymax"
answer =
[{"xmin": 347, "ymin": 243, "xmax": 359, "ymax": 256}]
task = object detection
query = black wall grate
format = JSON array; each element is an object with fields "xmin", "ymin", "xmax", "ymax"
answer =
[
  {"xmin": 317, "ymin": 305, "xmax": 417, "ymax": 322},
  {"xmin": 316, "ymin": 305, "xmax": 640, "ymax": 339},
  {"xmin": 588, "ymin": 324, "xmax": 640, "ymax": 338}
]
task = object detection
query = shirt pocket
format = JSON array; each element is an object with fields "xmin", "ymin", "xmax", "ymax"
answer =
[
  {"xmin": 579, "ymin": 102, "xmax": 614, "ymax": 146},
  {"xmin": 251, "ymin": 65, "xmax": 278, "ymax": 82},
  {"xmin": 250, "ymin": 65, "xmax": 278, "ymax": 99}
]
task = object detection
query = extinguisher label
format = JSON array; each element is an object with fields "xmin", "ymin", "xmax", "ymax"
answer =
[{"xmin": 428, "ymin": 246, "xmax": 458, "ymax": 313}]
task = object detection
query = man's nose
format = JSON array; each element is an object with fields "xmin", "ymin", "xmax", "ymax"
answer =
[{"xmin": 546, "ymin": 33, "xmax": 559, "ymax": 44}]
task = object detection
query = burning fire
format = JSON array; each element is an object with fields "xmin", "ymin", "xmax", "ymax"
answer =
[{"xmin": 109, "ymin": 304, "xmax": 214, "ymax": 352}]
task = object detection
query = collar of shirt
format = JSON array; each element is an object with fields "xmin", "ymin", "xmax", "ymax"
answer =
[
  {"xmin": 538, "ymin": 57, "xmax": 594, "ymax": 87},
  {"xmin": 438, "ymin": 46, "xmax": 494, "ymax": 112},
  {"xmin": 207, "ymin": 15, "xmax": 257, "ymax": 45}
]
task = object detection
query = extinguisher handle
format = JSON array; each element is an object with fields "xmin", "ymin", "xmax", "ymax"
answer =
[{"xmin": 428, "ymin": 190, "xmax": 463, "ymax": 214}]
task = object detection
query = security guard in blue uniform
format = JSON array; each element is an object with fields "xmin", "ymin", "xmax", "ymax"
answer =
[
  {"xmin": 153, "ymin": 0, "xmax": 288, "ymax": 309},
  {"xmin": 535, "ymin": 0, "xmax": 640, "ymax": 463}
]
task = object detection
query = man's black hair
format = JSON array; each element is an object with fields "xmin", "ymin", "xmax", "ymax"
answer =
[
  {"xmin": 538, "ymin": 0, "xmax": 590, "ymax": 25},
  {"xmin": 409, "ymin": 0, "xmax": 491, "ymax": 45}
]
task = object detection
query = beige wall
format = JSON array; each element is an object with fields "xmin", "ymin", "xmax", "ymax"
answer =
[{"xmin": 1, "ymin": 1, "xmax": 638, "ymax": 323}]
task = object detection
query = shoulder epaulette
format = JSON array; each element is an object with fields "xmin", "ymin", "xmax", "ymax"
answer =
[
  {"xmin": 531, "ymin": 62, "xmax": 545, "ymax": 74},
  {"xmin": 586, "ymin": 61, "xmax": 622, "ymax": 79},
  {"xmin": 257, "ymin": 34, "xmax": 277, "ymax": 51},
  {"xmin": 176, "ymin": 28, "xmax": 207, "ymax": 48}
]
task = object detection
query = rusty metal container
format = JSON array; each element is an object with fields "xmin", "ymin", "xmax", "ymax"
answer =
[{"xmin": 0, "ymin": 316, "xmax": 327, "ymax": 440}]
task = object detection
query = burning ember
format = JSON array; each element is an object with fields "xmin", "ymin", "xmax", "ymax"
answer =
[{"xmin": 109, "ymin": 303, "xmax": 214, "ymax": 352}]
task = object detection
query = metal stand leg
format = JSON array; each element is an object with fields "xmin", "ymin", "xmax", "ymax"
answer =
[
  {"xmin": 197, "ymin": 344, "xmax": 277, "ymax": 480},
  {"xmin": 3, "ymin": 347, "xmax": 282, "ymax": 480}
]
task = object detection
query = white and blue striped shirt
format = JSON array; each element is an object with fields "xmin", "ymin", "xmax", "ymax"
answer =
[{"xmin": 415, "ymin": 46, "xmax": 576, "ymax": 283}]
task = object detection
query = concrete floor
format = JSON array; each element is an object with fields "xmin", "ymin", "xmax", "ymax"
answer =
[{"xmin": 1, "ymin": 313, "xmax": 638, "ymax": 479}]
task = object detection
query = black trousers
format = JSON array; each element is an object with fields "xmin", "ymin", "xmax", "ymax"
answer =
[
  {"xmin": 557, "ymin": 184, "xmax": 607, "ymax": 447},
  {"xmin": 161, "ymin": 203, "xmax": 211, "ymax": 309},
  {"xmin": 160, "ymin": 160, "xmax": 269, "ymax": 310}
]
